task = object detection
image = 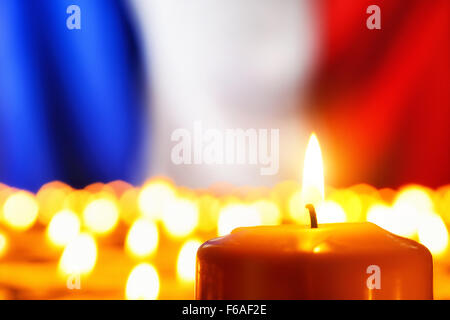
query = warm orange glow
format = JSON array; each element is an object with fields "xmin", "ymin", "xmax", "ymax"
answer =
[
  {"xmin": 125, "ymin": 217, "xmax": 159, "ymax": 258},
  {"xmin": 83, "ymin": 198, "xmax": 119, "ymax": 235},
  {"xmin": 0, "ymin": 177, "xmax": 450, "ymax": 299},
  {"xmin": 47, "ymin": 209, "xmax": 81, "ymax": 248},
  {"xmin": 119, "ymin": 188, "xmax": 140, "ymax": 225},
  {"xmin": 317, "ymin": 201, "xmax": 347, "ymax": 223},
  {"xmin": 138, "ymin": 180, "xmax": 176, "ymax": 220},
  {"xmin": 126, "ymin": 263, "xmax": 160, "ymax": 300},
  {"xmin": 37, "ymin": 185, "xmax": 70, "ymax": 225},
  {"xmin": 217, "ymin": 204, "xmax": 262, "ymax": 236},
  {"xmin": 59, "ymin": 233, "xmax": 97, "ymax": 275},
  {"xmin": 328, "ymin": 189, "xmax": 363, "ymax": 222},
  {"xmin": 197, "ymin": 195, "xmax": 221, "ymax": 232},
  {"xmin": 176, "ymin": 239, "xmax": 202, "ymax": 282},
  {"xmin": 366, "ymin": 202, "xmax": 423, "ymax": 239},
  {"xmin": 251, "ymin": 200, "xmax": 281, "ymax": 225},
  {"xmin": 2, "ymin": 192, "xmax": 39, "ymax": 231},
  {"xmin": 288, "ymin": 190, "xmax": 304, "ymax": 223},
  {"xmin": 62, "ymin": 190, "xmax": 92, "ymax": 217}
]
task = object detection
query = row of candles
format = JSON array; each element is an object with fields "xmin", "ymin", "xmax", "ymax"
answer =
[{"xmin": 0, "ymin": 176, "xmax": 449, "ymax": 299}]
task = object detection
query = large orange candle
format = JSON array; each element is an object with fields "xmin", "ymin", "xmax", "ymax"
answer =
[
  {"xmin": 196, "ymin": 223, "xmax": 432, "ymax": 299},
  {"xmin": 196, "ymin": 133, "xmax": 433, "ymax": 299}
]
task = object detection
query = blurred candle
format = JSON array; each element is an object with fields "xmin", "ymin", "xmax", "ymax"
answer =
[
  {"xmin": 177, "ymin": 239, "xmax": 202, "ymax": 282},
  {"xmin": 59, "ymin": 233, "xmax": 97, "ymax": 275},
  {"xmin": 47, "ymin": 209, "xmax": 81, "ymax": 248},
  {"xmin": 125, "ymin": 217, "xmax": 159, "ymax": 258},
  {"xmin": 126, "ymin": 263, "xmax": 160, "ymax": 300},
  {"xmin": 2, "ymin": 191, "xmax": 39, "ymax": 231}
]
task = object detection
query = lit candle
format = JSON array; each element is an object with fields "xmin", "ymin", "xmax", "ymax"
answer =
[{"xmin": 196, "ymin": 134, "xmax": 433, "ymax": 299}]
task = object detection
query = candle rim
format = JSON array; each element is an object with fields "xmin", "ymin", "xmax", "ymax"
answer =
[{"xmin": 198, "ymin": 222, "xmax": 432, "ymax": 258}]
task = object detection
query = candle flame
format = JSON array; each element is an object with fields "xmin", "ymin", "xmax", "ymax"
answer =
[{"xmin": 301, "ymin": 133, "xmax": 325, "ymax": 208}]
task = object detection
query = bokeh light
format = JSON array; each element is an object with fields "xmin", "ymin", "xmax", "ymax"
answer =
[
  {"xmin": 119, "ymin": 188, "xmax": 140, "ymax": 225},
  {"xmin": 126, "ymin": 263, "xmax": 160, "ymax": 300},
  {"xmin": 288, "ymin": 190, "xmax": 308, "ymax": 224},
  {"xmin": 390, "ymin": 186, "xmax": 434, "ymax": 238},
  {"xmin": 2, "ymin": 191, "xmax": 39, "ymax": 231},
  {"xmin": 418, "ymin": 213, "xmax": 448, "ymax": 256},
  {"xmin": 138, "ymin": 180, "xmax": 176, "ymax": 220},
  {"xmin": 125, "ymin": 217, "xmax": 159, "ymax": 258},
  {"xmin": 177, "ymin": 239, "xmax": 202, "ymax": 282},
  {"xmin": 62, "ymin": 190, "xmax": 91, "ymax": 218},
  {"xmin": 394, "ymin": 186, "xmax": 434, "ymax": 213},
  {"xmin": 218, "ymin": 204, "xmax": 262, "ymax": 236},
  {"xmin": 0, "ymin": 177, "xmax": 449, "ymax": 300},
  {"xmin": 37, "ymin": 182, "xmax": 71, "ymax": 225},
  {"xmin": 251, "ymin": 200, "xmax": 281, "ymax": 226},
  {"xmin": 83, "ymin": 198, "xmax": 119, "ymax": 235},
  {"xmin": 162, "ymin": 198, "xmax": 199, "ymax": 238},
  {"xmin": 197, "ymin": 195, "xmax": 221, "ymax": 233},
  {"xmin": 46, "ymin": 209, "xmax": 81, "ymax": 248},
  {"xmin": 59, "ymin": 233, "xmax": 97, "ymax": 275},
  {"xmin": 328, "ymin": 189, "xmax": 363, "ymax": 222},
  {"xmin": 316, "ymin": 200, "xmax": 347, "ymax": 223},
  {"xmin": 366, "ymin": 203, "xmax": 392, "ymax": 232}
]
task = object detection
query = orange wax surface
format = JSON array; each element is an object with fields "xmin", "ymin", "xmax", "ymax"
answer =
[{"xmin": 196, "ymin": 223, "xmax": 433, "ymax": 299}]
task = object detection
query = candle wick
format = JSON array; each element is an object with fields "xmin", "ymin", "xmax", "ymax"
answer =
[{"xmin": 305, "ymin": 204, "xmax": 318, "ymax": 229}]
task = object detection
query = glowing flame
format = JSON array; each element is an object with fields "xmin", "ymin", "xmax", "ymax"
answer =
[
  {"xmin": 291, "ymin": 133, "xmax": 331, "ymax": 224},
  {"xmin": 59, "ymin": 233, "xmax": 97, "ymax": 275},
  {"xmin": 2, "ymin": 192, "xmax": 39, "ymax": 231},
  {"xmin": 83, "ymin": 198, "xmax": 119, "ymax": 235},
  {"xmin": 47, "ymin": 210, "xmax": 81, "ymax": 248},
  {"xmin": 301, "ymin": 133, "xmax": 324, "ymax": 208},
  {"xmin": 126, "ymin": 263, "xmax": 160, "ymax": 300},
  {"xmin": 176, "ymin": 239, "xmax": 202, "ymax": 282},
  {"xmin": 125, "ymin": 217, "xmax": 159, "ymax": 258}
]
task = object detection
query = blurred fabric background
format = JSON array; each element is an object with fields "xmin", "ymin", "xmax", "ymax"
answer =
[
  {"xmin": 0, "ymin": 0, "xmax": 448, "ymax": 191},
  {"xmin": 0, "ymin": 0, "xmax": 147, "ymax": 191},
  {"xmin": 311, "ymin": 0, "xmax": 450, "ymax": 189}
]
